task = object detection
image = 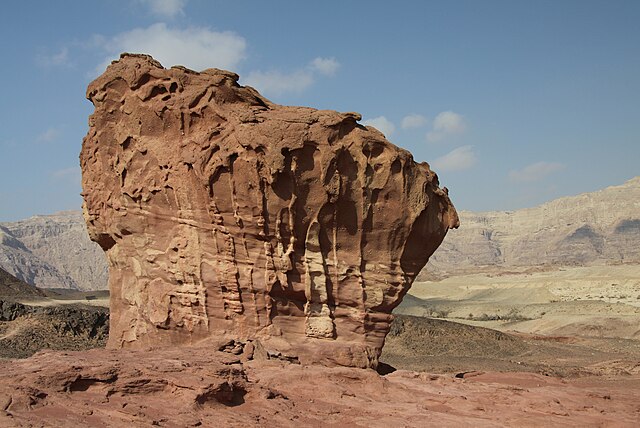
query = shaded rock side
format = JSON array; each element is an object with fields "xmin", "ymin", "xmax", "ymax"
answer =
[
  {"xmin": 80, "ymin": 53, "xmax": 458, "ymax": 368},
  {"xmin": 0, "ymin": 267, "xmax": 45, "ymax": 299}
]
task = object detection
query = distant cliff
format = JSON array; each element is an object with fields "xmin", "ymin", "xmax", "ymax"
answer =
[
  {"xmin": 423, "ymin": 177, "xmax": 640, "ymax": 279},
  {"xmin": 0, "ymin": 211, "xmax": 107, "ymax": 290}
]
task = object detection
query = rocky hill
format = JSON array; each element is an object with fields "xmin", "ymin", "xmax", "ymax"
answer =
[
  {"xmin": 423, "ymin": 176, "xmax": 640, "ymax": 279},
  {"xmin": 0, "ymin": 267, "xmax": 45, "ymax": 298},
  {"xmin": 0, "ymin": 264, "xmax": 108, "ymax": 359},
  {"xmin": 0, "ymin": 211, "xmax": 107, "ymax": 290}
]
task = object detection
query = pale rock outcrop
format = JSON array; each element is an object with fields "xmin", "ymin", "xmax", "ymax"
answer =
[
  {"xmin": 0, "ymin": 212, "xmax": 108, "ymax": 290},
  {"xmin": 425, "ymin": 176, "xmax": 640, "ymax": 279},
  {"xmin": 80, "ymin": 54, "xmax": 458, "ymax": 368}
]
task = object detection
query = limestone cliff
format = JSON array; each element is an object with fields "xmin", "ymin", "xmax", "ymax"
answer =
[
  {"xmin": 425, "ymin": 177, "xmax": 640, "ymax": 278},
  {"xmin": 0, "ymin": 212, "xmax": 108, "ymax": 290},
  {"xmin": 80, "ymin": 54, "xmax": 458, "ymax": 368}
]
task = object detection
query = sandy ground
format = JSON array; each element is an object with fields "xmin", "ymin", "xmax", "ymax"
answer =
[
  {"xmin": 403, "ymin": 263, "xmax": 640, "ymax": 339},
  {"xmin": 19, "ymin": 297, "xmax": 110, "ymax": 308},
  {"xmin": 16, "ymin": 290, "xmax": 110, "ymax": 309}
]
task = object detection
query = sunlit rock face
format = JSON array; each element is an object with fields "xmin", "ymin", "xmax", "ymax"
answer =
[{"xmin": 80, "ymin": 53, "xmax": 458, "ymax": 368}]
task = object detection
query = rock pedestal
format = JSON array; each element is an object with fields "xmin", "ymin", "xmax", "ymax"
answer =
[{"xmin": 81, "ymin": 54, "xmax": 458, "ymax": 368}]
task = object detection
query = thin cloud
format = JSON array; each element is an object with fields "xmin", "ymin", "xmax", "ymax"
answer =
[
  {"xmin": 244, "ymin": 57, "xmax": 340, "ymax": 97},
  {"xmin": 51, "ymin": 166, "xmax": 81, "ymax": 180},
  {"xmin": 361, "ymin": 116, "xmax": 396, "ymax": 138},
  {"xmin": 310, "ymin": 57, "xmax": 340, "ymax": 76},
  {"xmin": 138, "ymin": 0, "xmax": 188, "ymax": 18},
  {"xmin": 94, "ymin": 23, "xmax": 246, "ymax": 75},
  {"xmin": 36, "ymin": 47, "xmax": 70, "ymax": 68},
  {"xmin": 244, "ymin": 69, "xmax": 314, "ymax": 96},
  {"xmin": 509, "ymin": 161, "xmax": 564, "ymax": 182},
  {"xmin": 427, "ymin": 111, "xmax": 466, "ymax": 142},
  {"xmin": 431, "ymin": 145, "xmax": 477, "ymax": 172},
  {"xmin": 37, "ymin": 128, "xmax": 62, "ymax": 143},
  {"xmin": 401, "ymin": 113, "xmax": 427, "ymax": 130}
]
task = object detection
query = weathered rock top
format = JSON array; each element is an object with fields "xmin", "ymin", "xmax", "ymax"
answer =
[{"xmin": 80, "ymin": 53, "xmax": 458, "ymax": 368}]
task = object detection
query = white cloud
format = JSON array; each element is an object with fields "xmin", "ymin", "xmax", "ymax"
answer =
[
  {"xmin": 244, "ymin": 57, "xmax": 340, "ymax": 97},
  {"xmin": 93, "ymin": 24, "xmax": 338, "ymax": 96},
  {"xmin": 361, "ymin": 116, "xmax": 396, "ymax": 138},
  {"xmin": 310, "ymin": 57, "xmax": 340, "ymax": 76},
  {"xmin": 401, "ymin": 113, "xmax": 427, "ymax": 130},
  {"xmin": 36, "ymin": 47, "xmax": 70, "ymax": 67},
  {"xmin": 509, "ymin": 161, "xmax": 564, "ymax": 182},
  {"xmin": 37, "ymin": 128, "xmax": 61, "ymax": 143},
  {"xmin": 94, "ymin": 23, "xmax": 246, "ymax": 75},
  {"xmin": 139, "ymin": 0, "xmax": 187, "ymax": 18},
  {"xmin": 244, "ymin": 70, "xmax": 314, "ymax": 96},
  {"xmin": 431, "ymin": 145, "xmax": 477, "ymax": 172},
  {"xmin": 427, "ymin": 111, "xmax": 466, "ymax": 142},
  {"xmin": 433, "ymin": 111, "xmax": 466, "ymax": 133}
]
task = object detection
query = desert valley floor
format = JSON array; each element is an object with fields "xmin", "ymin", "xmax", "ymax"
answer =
[{"xmin": 2, "ymin": 262, "xmax": 640, "ymax": 426}]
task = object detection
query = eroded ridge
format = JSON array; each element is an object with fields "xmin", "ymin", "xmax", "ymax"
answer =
[{"xmin": 81, "ymin": 53, "xmax": 458, "ymax": 368}]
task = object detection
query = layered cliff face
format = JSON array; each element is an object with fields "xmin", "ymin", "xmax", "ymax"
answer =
[
  {"xmin": 424, "ymin": 177, "xmax": 640, "ymax": 279},
  {"xmin": 0, "ymin": 212, "xmax": 108, "ymax": 290},
  {"xmin": 80, "ymin": 54, "xmax": 458, "ymax": 368}
]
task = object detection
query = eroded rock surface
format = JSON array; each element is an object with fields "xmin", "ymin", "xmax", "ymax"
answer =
[
  {"xmin": 80, "ymin": 53, "xmax": 458, "ymax": 367},
  {"xmin": 2, "ymin": 347, "xmax": 639, "ymax": 427}
]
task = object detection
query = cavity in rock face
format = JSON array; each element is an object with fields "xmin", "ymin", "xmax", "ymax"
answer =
[{"xmin": 80, "ymin": 53, "xmax": 459, "ymax": 368}]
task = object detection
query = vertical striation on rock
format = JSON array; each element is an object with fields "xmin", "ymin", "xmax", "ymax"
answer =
[{"xmin": 80, "ymin": 53, "xmax": 458, "ymax": 368}]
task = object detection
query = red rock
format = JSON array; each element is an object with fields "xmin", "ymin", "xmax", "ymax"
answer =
[
  {"xmin": 1, "ymin": 347, "xmax": 638, "ymax": 427},
  {"xmin": 80, "ymin": 53, "xmax": 458, "ymax": 368}
]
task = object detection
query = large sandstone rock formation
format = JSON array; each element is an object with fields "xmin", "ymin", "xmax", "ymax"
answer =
[{"xmin": 80, "ymin": 54, "xmax": 458, "ymax": 367}]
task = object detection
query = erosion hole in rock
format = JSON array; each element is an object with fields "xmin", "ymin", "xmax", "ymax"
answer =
[{"xmin": 195, "ymin": 382, "xmax": 247, "ymax": 407}]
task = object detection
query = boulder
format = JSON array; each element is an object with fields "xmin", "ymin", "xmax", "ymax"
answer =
[{"xmin": 80, "ymin": 53, "xmax": 458, "ymax": 368}]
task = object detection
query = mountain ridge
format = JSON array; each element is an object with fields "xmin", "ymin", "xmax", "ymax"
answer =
[
  {"xmin": 0, "ymin": 212, "xmax": 107, "ymax": 290},
  {"xmin": 424, "ymin": 176, "xmax": 640, "ymax": 279}
]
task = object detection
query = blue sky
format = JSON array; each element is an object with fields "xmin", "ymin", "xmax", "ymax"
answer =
[{"xmin": 1, "ymin": 0, "xmax": 639, "ymax": 222}]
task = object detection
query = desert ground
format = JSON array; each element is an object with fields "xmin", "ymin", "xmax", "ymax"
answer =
[
  {"xmin": 3, "ymin": 265, "xmax": 640, "ymax": 426},
  {"xmin": 22, "ymin": 290, "xmax": 110, "ymax": 309},
  {"xmin": 404, "ymin": 263, "xmax": 640, "ymax": 335},
  {"xmin": 384, "ymin": 263, "xmax": 640, "ymax": 377}
]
